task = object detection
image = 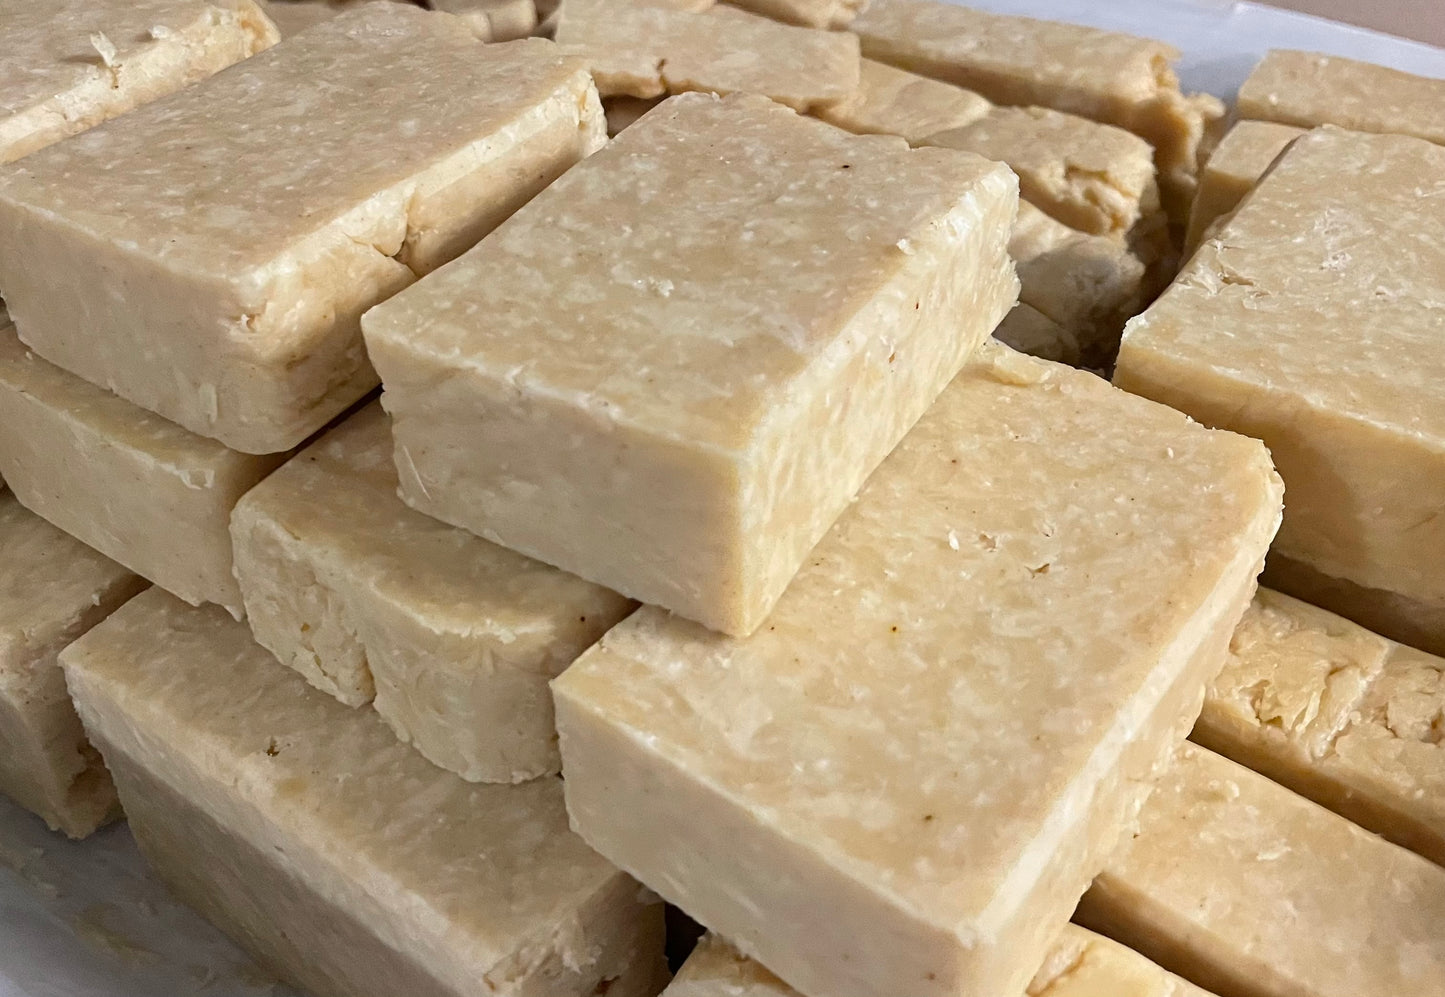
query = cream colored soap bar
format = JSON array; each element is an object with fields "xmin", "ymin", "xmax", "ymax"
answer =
[
  {"xmin": 668, "ymin": 930, "xmax": 1217, "ymax": 997},
  {"xmin": 1184, "ymin": 120, "xmax": 1302, "ymax": 254},
  {"xmin": 231, "ymin": 402, "xmax": 637, "ymax": 783},
  {"xmin": 0, "ymin": 327, "xmax": 286, "ymax": 617},
  {"xmin": 551, "ymin": 343, "xmax": 1282, "ymax": 997},
  {"xmin": 0, "ymin": 5, "xmax": 604, "ymax": 455},
  {"xmin": 1238, "ymin": 50, "xmax": 1445, "ymax": 146},
  {"xmin": 364, "ymin": 93, "xmax": 1018, "ymax": 637},
  {"xmin": 60, "ymin": 588, "xmax": 666, "ymax": 997},
  {"xmin": 1080, "ymin": 743, "xmax": 1445, "ymax": 997},
  {"xmin": 850, "ymin": 0, "xmax": 1223, "ymax": 222},
  {"xmin": 0, "ymin": 0, "xmax": 276, "ymax": 164},
  {"xmin": 1115, "ymin": 127, "xmax": 1445, "ymax": 657},
  {"xmin": 816, "ymin": 59, "xmax": 991, "ymax": 145},
  {"xmin": 725, "ymin": 0, "xmax": 861, "ymax": 29},
  {"xmin": 556, "ymin": 3, "xmax": 860, "ymax": 112},
  {"xmin": 431, "ymin": 0, "xmax": 538, "ymax": 41},
  {"xmin": 0, "ymin": 493, "xmax": 144, "ymax": 839},
  {"xmin": 1196, "ymin": 588, "xmax": 1445, "ymax": 867}
]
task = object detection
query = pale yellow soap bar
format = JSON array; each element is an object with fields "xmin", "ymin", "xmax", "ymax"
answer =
[
  {"xmin": 1115, "ymin": 127, "xmax": 1445, "ymax": 658},
  {"xmin": 725, "ymin": 0, "xmax": 861, "ymax": 29},
  {"xmin": 364, "ymin": 93, "xmax": 1019, "ymax": 637},
  {"xmin": 0, "ymin": 0, "xmax": 277, "ymax": 164},
  {"xmin": 850, "ymin": 0, "xmax": 1223, "ymax": 222},
  {"xmin": 551, "ymin": 343, "xmax": 1282, "ymax": 997},
  {"xmin": 0, "ymin": 493, "xmax": 144, "ymax": 839},
  {"xmin": 231, "ymin": 402, "xmax": 637, "ymax": 783},
  {"xmin": 556, "ymin": 3, "xmax": 860, "ymax": 111},
  {"xmin": 1196, "ymin": 588, "xmax": 1445, "ymax": 867},
  {"xmin": 1238, "ymin": 50, "xmax": 1445, "ymax": 146},
  {"xmin": 816, "ymin": 59, "xmax": 991, "ymax": 145},
  {"xmin": 0, "ymin": 327, "xmax": 286, "ymax": 617},
  {"xmin": 1184, "ymin": 120, "xmax": 1303, "ymax": 254},
  {"xmin": 0, "ymin": 5, "xmax": 605, "ymax": 455},
  {"xmin": 60, "ymin": 588, "xmax": 667, "ymax": 997},
  {"xmin": 667, "ymin": 930, "xmax": 1217, "ymax": 997},
  {"xmin": 431, "ymin": 0, "xmax": 539, "ymax": 41},
  {"xmin": 1081, "ymin": 743, "xmax": 1445, "ymax": 997}
]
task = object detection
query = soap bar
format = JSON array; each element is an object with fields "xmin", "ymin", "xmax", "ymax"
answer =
[
  {"xmin": 1184, "ymin": 120, "xmax": 1302, "ymax": 253},
  {"xmin": 816, "ymin": 59, "xmax": 991, "ymax": 145},
  {"xmin": 1009, "ymin": 202, "xmax": 1145, "ymax": 368},
  {"xmin": 1115, "ymin": 127, "xmax": 1445, "ymax": 657},
  {"xmin": 1080, "ymin": 743, "xmax": 1445, "ymax": 997},
  {"xmin": 668, "ymin": 929, "xmax": 1215, "ymax": 997},
  {"xmin": 0, "ymin": 327, "xmax": 286, "ymax": 617},
  {"xmin": 363, "ymin": 93, "xmax": 1019, "ymax": 637},
  {"xmin": 850, "ymin": 0, "xmax": 1223, "ymax": 222},
  {"xmin": 1195, "ymin": 588, "xmax": 1445, "ymax": 867},
  {"xmin": 60, "ymin": 588, "xmax": 667, "ymax": 997},
  {"xmin": 724, "ymin": 0, "xmax": 861, "ymax": 29},
  {"xmin": 0, "ymin": 4, "xmax": 605, "ymax": 455},
  {"xmin": 231, "ymin": 402, "xmax": 637, "ymax": 782},
  {"xmin": 0, "ymin": 493, "xmax": 144, "ymax": 838},
  {"xmin": 1237, "ymin": 50, "xmax": 1445, "ymax": 146},
  {"xmin": 0, "ymin": 0, "xmax": 276, "ymax": 164},
  {"xmin": 551, "ymin": 343, "xmax": 1283, "ymax": 997},
  {"xmin": 556, "ymin": 4, "xmax": 860, "ymax": 111},
  {"xmin": 431, "ymin": 0, "xmax": 538, "ymax": 41}
]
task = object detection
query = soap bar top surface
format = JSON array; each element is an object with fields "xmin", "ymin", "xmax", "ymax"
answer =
[
  {"xmin": 1184, "ymin": 119, "xmax": 1303, "ymax": 251},
  {"xmin": 0, "ymin": 0, "xmax": 277, "ymax": 163},
  {"xmin": 1238, "ymin": 50, "xmax": 1445, "ymax": 145},
  {"xmin": 816, "ymin": 59, "xmax": 992, "ymax": 145},
  {"xmin": 365, "ymin": 92, "xmax": 1011, "ymax": 456}
]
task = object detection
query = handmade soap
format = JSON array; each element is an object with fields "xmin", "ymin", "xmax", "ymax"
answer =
[
  {"xmin": 1184, "ymin": 120, "xmax": 1302, "ymax": 253},
  {"xmin": 725, "ymin": 0, "xmax": 860, "ymax": 29},
  {"xmin": 0, "ymin": 4, "xmax": 605, "ymax": 455},
  {"xmin": 1115, "ymin": 127, "xmax": 1445, "ymax": 657},
  {"xmin": 1196, "ymin": 588, "xmax": 1445, "ymax": 867},
  {"xmin": 551, "ymin": 343, "xmax": 1283, "ymax": 997},
  {"xmin": 60, "ymin": 589, "xmax": 667, "ymax": 997},
  {"xmin": 0, "ymin": 327, "xmax": 286, "ymax": 617},
  {"xmin": 431, "ymin": 0, "xmax": 538, "ymax": 41},
  {"xmin": 364, "ymin": 93, "xmax": 1019, "ymax": 636},
  {"xmin": 667, "ymin": 930, "xmax": 1216, "ymax": 997},
  {"xmin": 850, "ymin": 0, "xmax": 1223, "ymax": 222},
  {"xmin": 556, "ymin": 4, "xmax": 860, "ymax": 111},
  {"xmin": 0, "ymin": 0, "xmax": 276, "ymax": 164},
  {"xmin": 816, "ymin": 59, "xmax": 991, "ymax": 145},
  {"xmin": 1238, "ymin": 50, "xmax": 1445, "ymax": 146},
  {"xmin": 1009, "ymin": 202, "xmax": 1145, "ymax": 368},
  {"xmin": 1080, "ymin": 744, "xmax": 1445, "ymax": 997},
  {"xmin": 231, "ymin": 402, "xmax": 637, "ymax": 782},
  {"xmin": 0, "ymin": 494, "xmax": 144, "ymax": 838}
]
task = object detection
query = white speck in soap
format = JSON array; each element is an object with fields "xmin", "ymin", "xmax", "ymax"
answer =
[
  {"xmin": 946, "ymin": 529, "xmax": 959, "ymax": 550},
  {"xmin": 90, "ymin": 32, "xmax": 118, "ymax": 67},
  {"xmin": 896, "ymin": 237, "xmax": 914, "ymax": 255},
  {"xmin": 1256, "ymin": 843, "xmax": 1290, "ymax": 861},
  {"xmin": 1165, "ymin": 446, "xmax": 1174, "ymax": 458}
]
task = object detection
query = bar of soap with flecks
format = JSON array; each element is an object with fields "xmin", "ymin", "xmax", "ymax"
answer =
[
  {"xmin": 0, "ymin": 492, "xmax": 145, "ymax": 839},
  {"xmin": 1115, "ymin": 126, "xmax": 1445, "ymax": 658},
  {"xmin": 0, "ymin": 4, "xmax": 604, "ymax": 454},
  {"xmin": 1184, "ymin": 120, "xmax": 1303, "ymax": 254},
  {"xmin": 60, "ymin": 588, "xmax": 667, "ymax": 997},
  {"xmin": 231, "ymin": 402, "xmax": 636, "ymax": 782},
  {"xmin": 551, "ymin": 343, "xmax": 1282, "ymax": 997},
  {"xmin": 1195, "ymin": 587, "xmax": 1445, "ymax": 867},
  {"xmin": 1080, "ymin": 743, "xmax": 1445, "ymax": 997},
  {"xmin": 363, "ymin": 93, "xmax": 1019, "ymax": 637},
  {"xmin": 0, "ymin": 326, "xmax": 286, "ymax": 617},
  {"xmin": 0, "ymin": 0, "xmax": 276, "ymax": 165}
]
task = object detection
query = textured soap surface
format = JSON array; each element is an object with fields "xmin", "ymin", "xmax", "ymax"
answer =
[
  {"xmin": 1195, "ymin": 588, "xmax": 1445, "ymax": 867},
  {"xmin": 0, "ymin": 326, "xmax": 285, "ymax": 617},
  {"xmin": 0, "ymin": 4, "xmax": 604, "ymax": 454},
  {"xmin": 1081, "ymin": 743, "xmax": 1445, "ymax": 997},
  {"xmin": 1115, "ymin": 126, "xmax": 1445, "ymax": 657},
  {"xmin": 849, "ymin": 0, "xmax": 1222, "ymax": 222},
  {"xmin": 552, "ymin": 343, "xmax": 1282, "ymax": 997},
  {"xmin": 0, "ymin": 492, "xmax": 144, "ymax": 838},
  {"xmin": 0, "ymin": 0, "xmax": 277, "ymax": 164},
  {"xmin": 1184, "ymin": 120, "xmax": 1302, "ymax": 253},
  {"xmin": 556, "ymin": 3, "xmax": 861, "ymax": 111},
  {"xmin": 364, "ymin": 92, "xmax": 1019, "ymax": 636},
  {"xmin": 1237, "ymin": 50, "xmax": 1445, "ymax": 145},
  {"xmin": 667, "ymin": 930, "xmax": 1217, "ymax": 997},
  {"xmin": 231, "ymin": 402, "xmax": 636, "ymax": 782},
  {"xmin": 430, "ymin": 0, "xmax": 538, "ymax": 40},
  {"xmin": 724, "ymin": 0, "xmax": 862, "ymax": 29},
  {"xmin": 816, "ymin": 58, "xmax": 992, "ymax": 145},
  {"xmin": 60, "ymin": 588, "xmax": 666, "ymax": 997}
]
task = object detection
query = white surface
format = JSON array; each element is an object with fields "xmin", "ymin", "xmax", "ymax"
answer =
[{"xmin": 2, "ymin": 2, "xmax": 1442, "ymax": 996}]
